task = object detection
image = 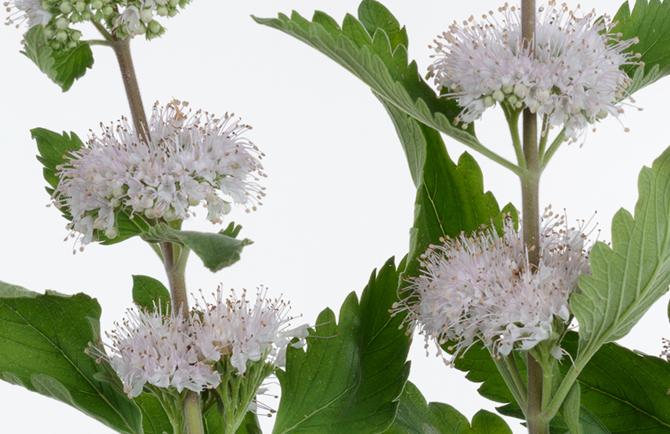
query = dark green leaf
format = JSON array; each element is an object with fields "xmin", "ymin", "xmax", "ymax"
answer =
[
  {"xmin": 612, "ymin": 0, "xmax": 670, "ymax": 93},
  {"xmin": 22, "ymin": 25, "xmax": 94, "ymax": 92},
  {"xmin": 131, "ymin": 275, "xmax": 170, "ymax": 313},
  {"xmin": 377, "ymin": 99, "xmax": 512, "ymax": 287},
  {"xmin": 0, "ymin": 281, "xmax": 142, "ymax": 433},
  {"xmin": 273, "ymin": 257, "xmax": 410, "ymax": 434},
  {"xmin": 140, "ymin": 223, "xmax": 253, "ymax": 272},
  {"xmin": 134, "ymin": 394, "xmax": 174, "ymax": 434},
  {"xmin": 384, "ymin": 382, "xmax": 512, "ymax": 434},
  {"xmin": 571, "ymin": 145, "xmax": 670, "ymax": 367},
  {"xmin": 560, "ymin": 332, "xmax": 670, "ymax": 433}
]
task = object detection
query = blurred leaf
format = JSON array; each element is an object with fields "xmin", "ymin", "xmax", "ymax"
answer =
[
  {"xmin": 253, "ymin": 1, "xmax": 507, "ymax": 158},
  {"xmin": 384, "ymin": 382, "xmax": 512, "ymax": 434},
  {"xmin": 134, "ymin": 394, "xmax": 174, "ymax": 434},
  {"xmin": 571, "ymin": 145, "xmax": 670, "ymax": 368},
  {"xmin": 132, "ymin": 275, "xmax": 170, "ymax": 314},
  {"xmin": 0, "ymin": 281, "xmax": 142, "ymax": 433},
  {"xmin": 273, "ymin": 257, "xmax": 410, "ymax": 434},
  {"xmin": 22, "ymin": 25, "xmax": 94, "ymax": 92},
  {"xmin": 613, "ymin": 0, "xmax": 670, "ymax": 94},
  {"xmin": 140, "ymin": 223, "xmax": 252, "ymax": 272}
]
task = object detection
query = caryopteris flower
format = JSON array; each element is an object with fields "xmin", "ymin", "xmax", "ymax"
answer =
[
  {"xmin": 53, "ymin": 100, "xmax": 266, "ymax": 247},
  {"xmin": 192, "ymin": 286, "xmax": 308, "ymax": 375},
  {"xmin": 4, "ymin": 0, "xmax": 51, "ymax": 29},
  {"xmin": 396, "ymin": 209, "xmax": 592, "ymax": 363},
  {"xmin": 428, "ymin": 1, "xmax": 640, "ymax": 139},
  {"xmin": 88, "ymin": 306, "xmax": 220, "ymax": 398}
]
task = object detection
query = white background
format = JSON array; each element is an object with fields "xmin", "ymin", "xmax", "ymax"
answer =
[{"xmin": 1, "ymin": 1, "xmax": 669, "ymax": 433}]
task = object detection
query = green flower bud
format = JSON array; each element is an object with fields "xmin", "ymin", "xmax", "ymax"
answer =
[
  {"xmin": 55, "ymin": 30, "xmax": 68, "ymax": 41},
  {"xmin": 67, "ymin": 40, "xmax": 76, "ymax": 48},
  {"xmin": 56, "ymin": 17, "xmax": 69, "ymax": 30},
  {"xmin": 140, "ymin": 9, "xmax": 153, "ymax": 23},
  {"xmin": 492, "ymin": 89, "xmax": 505, "ymax": 102},
  {"xmin": 156, "ymin": 0, "xmax": 167, "ymax": 5},
  {"xmin": 44, "ymin": 28, "xmax": 55, "ymax": 38},
  {"xmin": 102, "ymin": 5, "xmax": 113, "ymax": 15},
  {"xmin": 148, "ymin": 20, "xmax": 161, "ymax": 34},
  {"xmin": 507, "ymin": 94, "xmax": 518, "ymax": 106},
  {"xmin": 596, "ymin": 109, "xmax": 609, "ymax": 120},
  {"xmin": 74, "ymin": 1, "xmax": 85, "ymax": 12},
  {"xmin": 157, "ymin": 6, "xmax": 168, "ymax": 16},
  {"xmin": 70, "ymin": 12, "xmax": 81, "ymax": 23},
  {"xmin": 60, "ymin": 2, "xmax": 73, "ymax": 13},
  {"xmin": 91, "ymin": 0, "xmax": 102, "ymax": 9},
  {"xmin": 71, "ymin": 30, "xmax": 82, "ymax": 41},
  {"xmin": 168, "ymin": 9, "xmax": 177, "ymax": 17},
  {"xmin": 50, "ymin": 40, "xmax": 61, "ymax": 50},
  {"xmin": 169, "ymin": 0, "xmax": 178, "ymax": 6},
  {"xmin": 105, "ymin": 227, "xmax": 118, "ymax": 239},
  {"xmin": 502, "ymin": 84, "xmax": 514, "ymax": 94},
  {"xmin": 484, "ymin": 95, "xmax": 495, "ymax": 108}
]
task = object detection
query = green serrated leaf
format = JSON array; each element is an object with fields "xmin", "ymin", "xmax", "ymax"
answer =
[
  {"xmin": 253, "ymin": 4, "xmax": 512, "ymax": 168},
  {"xmin": 570, "ymin": 145, "xmax": 670, "ymax": 367},
  {"xmin": 0, "ymin": 280, "xmax": 142, "ymax": 433},
  {"xmin": 612, "ymin": 0, "xmax": 670, "ymax": 93},
  {"xmin": 377, "ymin": 99, "xmax": 513, "ymax": 288},
  {"xmin": 273, "ymin": 258, "xmax": 410, "ymax": 434},
  {"xmin": 22, "ymin": 25, "xmax": 93, "ymax": 91},
  {"xmin": 132, "ymin": 275, "xmax": 170, "ymax": 313},
  {"xmin": 384, "ymin": 382, "xmax": 513, "ymax": 434},
  {"xmin": 358, "ymin": 0, "xmax": 408, "ymax": 52},
  {"xmin": 140, "ymin": 223, "xmax": 252, "ymax": 272}
]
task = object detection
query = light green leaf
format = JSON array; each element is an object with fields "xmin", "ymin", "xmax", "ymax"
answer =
[
  {"xmin": 22, "ymin": 25, "xmax": 94, "ymax": 92},
  {"xmin": 570, "ymin": 145, "xmax": 670, "ymax": 366},
  {"xmin": 140, "ymin": 223, "xmax": 252, "ymax": 272},
  {"xmin": 273, "ymin": 258, "xmax": 410, "ymax": 434},
  {"xmin": 560, "ymin": 382, "xmax": 582, "ymax": 434},
  {"xmin": 253, "ymin": 3, "xmax": 519, "ymax": 171},
  {"xmin": 131, "ymin": 275, "xmax": 170, "ymax": 313},
  {"xmin": 612, "ymin": 0, "xmax": 670, "ymax": 94},
  {"xmin": 0, "ymin": 281, "xmax": 142, "ymax": 433},
  {"xmin": 471, "ymin": 411, "xmax": 513, "ymax": 434}
]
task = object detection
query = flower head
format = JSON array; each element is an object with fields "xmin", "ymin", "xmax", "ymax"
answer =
[
  {"xmin": 88, "ymin": 306, "xmax": 220, "ymax": 398},
  {"xmin": 396, "ymin": 208, "xmax": 592, "ymax": 362},
  {"xmin": 428, "ymin": 1, "xmax": 639, "ymax": 139},
  {"xmin": 53, "ymin": 100, "xmax": 266, "ymax": 247},
  {"xmin": 192, "ymin": 286, "xmax": 308, "ymax": 375},
  {"xmin": 4, "ymin": 0, "xmax": 51, "ymax": 28}
]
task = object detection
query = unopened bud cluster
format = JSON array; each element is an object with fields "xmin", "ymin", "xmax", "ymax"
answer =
[{"xmin": 5, "ymin": 0, "xmax": 190, "ymax": 48}]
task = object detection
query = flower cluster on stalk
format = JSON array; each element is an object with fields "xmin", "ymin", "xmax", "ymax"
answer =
[
  {"xmin": 428, "ymin": 1, "xmax": 639, "ymax": 139},
  {"xmin": 89, "ymin": 287, "xmax": 308, "ymax": 399},
  {"xmin": 53, "ymin": 100, "xmax": 266, "ymax": 247},
  {"xmin": 395, "ymin": 209, "xmax": 593, "ymax": 363},
  {"xmin": 4, "ymin": 0, "xmax": 190, "ymax": 46}
]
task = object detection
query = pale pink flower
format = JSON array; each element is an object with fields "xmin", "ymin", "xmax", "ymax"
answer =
[
  {"xmin": 396, "ymin": 209, "xmax": 592, "ymax": 362},
  {"xmin": 429, "ymin": 1, "xmax": 638, "ymax": 138}
]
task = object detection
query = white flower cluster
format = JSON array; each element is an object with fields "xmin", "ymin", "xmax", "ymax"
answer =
[
  {"xmin": 428, "ymin": 1, "xmax": 639, "ymax": 138},
  {"xmin": 54, "ymin": 101, "xmax": 266, "ymax": 246},
  {"xmin": 90, "ymin": 287, "xmax": 307, "ymax": 398},
  {"xmin": 89, "ymin": 307, "xmax": 220, "ymax": 398},
  {"xmin": 397, "ymin": 209, "xmax": 592, "ymax": 362},
  {"xmin": 4, "ymin": 0, "xmax": 189, "ymax": 46}
]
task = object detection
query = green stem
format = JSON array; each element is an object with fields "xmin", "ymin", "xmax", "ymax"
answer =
[
  {"xmin": 539, "ymin": 129, "xmax": 566, "ymax": 170},
  {"xmin": 537, "ymin": 115, "xmax": 549, "ymax": 163},
  {"xmin": 86, "ymin": 39, "xmax": 110, "ymax": 46},
  {"xmin": 503, "ymin": 105, "xmax": 525, "ymax": 168},
  {"xmin": 493, "ymin": 354, "xmax": 528, "ymax": 410},
  {"xmin": 185, "ymin": 392, "xmax": 205, "ymax": 434}
]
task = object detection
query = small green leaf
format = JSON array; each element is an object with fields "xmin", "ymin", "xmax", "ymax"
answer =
[
  {"xmin": 612, "ymin": 0, "xmax": 670, "ymax": 93},
  {"xmin": 22, "ymin": 25, "xmax": 94, "ymax": 92},
  {"xmin": 131, "ymin": 275, "xmax": 170, "ymax": 313},
  {"xmin": 140, "ymin": 223, "xmax": 253, "ymax": 272},
  {"xmin": 471, "ymin": 410, "xmax": 513, "ymax": 434},
  {"xmin": 273, "ymin": 258, "xmax": 410, "ymax": 434},
  {"xmin": 0, "ymin": 281, "xmax": 142, "ymax": 433},
  {"xmin": 571, "ymin": 145, "xmax": 670, "ymax": 367}
]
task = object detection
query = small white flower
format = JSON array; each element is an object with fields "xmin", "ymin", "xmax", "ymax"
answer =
[
  {"xmin": 89, "ymin": 306, "xmax": 220, "ymax": 398},
  {"xmin": 428, "ymin": 1, "xmax": 639, "ymax": 139},
  {"xmin": 4, "ymin": 0, "xmax": 52, "ymax": 28},
  {"xmin": 192, "ymin": 286, "xmax": 307, "ymax": 375},
  {"xmin": 396, "ymin": 208, "xmax": 592, "ymax": 362},
  {"xmin": 114, "ymin": 6, "xmax": 141, "ymax": 34},
  {"xmin": 53, "ymin": 100, "xmax": 266, "ymax": 247}
]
